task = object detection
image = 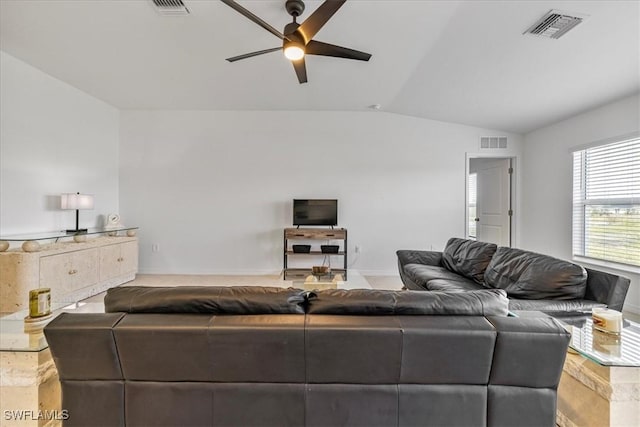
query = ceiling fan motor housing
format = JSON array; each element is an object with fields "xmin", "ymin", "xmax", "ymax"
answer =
[
  {"xmin": 284, "ymin": 22, "xmax": 302, "ymax": 38},
  {"xmin": 285, "ymin": 0, "xmax": 305, "ymax": 17}
]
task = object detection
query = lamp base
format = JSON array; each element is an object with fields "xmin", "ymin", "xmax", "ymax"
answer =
[{"xmin": 66, "ymin": 229, "xmax": 88, "ymax": 234}]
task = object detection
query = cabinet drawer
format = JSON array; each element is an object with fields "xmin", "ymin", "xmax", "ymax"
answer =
[{"xmin": 285, "ymin": 229, "xmax": 346, "ymax": 240}]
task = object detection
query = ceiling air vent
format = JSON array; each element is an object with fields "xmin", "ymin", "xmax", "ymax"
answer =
[
  {"xmin": 480, "ymin": 137, "xmax": 507, "ymax": 150},
  {"xmin": 151, "ymin": 0, "xmax": 190, "ymax": 15},
  {"xmin": 524, "ymin": 10, "xmax": 587, "ymax": 39}
]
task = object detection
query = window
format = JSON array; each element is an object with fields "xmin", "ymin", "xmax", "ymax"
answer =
[{"xmin": 572, "ymin": 137, "xmax": 640, "ymax": 267}]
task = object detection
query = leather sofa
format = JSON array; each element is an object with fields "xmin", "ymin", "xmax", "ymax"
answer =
[
  {"xmin": 397, "ymin": 237, "xmax": 630, "ymax": 312},
  {"xmin": 45, "ymin": 286, "xmax": 570, "ymax": 427}
]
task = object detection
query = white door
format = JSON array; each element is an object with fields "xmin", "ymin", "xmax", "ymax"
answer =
[{"xmin": 471, "ymin": 158, "xmax": 511, "ymax": 246}]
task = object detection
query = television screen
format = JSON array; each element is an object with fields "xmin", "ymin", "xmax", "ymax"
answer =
[{"xmin": 293, "ymin": 199, "xmax": 338, "ymax": 226}]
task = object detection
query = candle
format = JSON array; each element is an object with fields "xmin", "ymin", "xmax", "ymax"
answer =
[{"xmin": 592, "ymin": 308, "xmax": 623, "ymax": 335}]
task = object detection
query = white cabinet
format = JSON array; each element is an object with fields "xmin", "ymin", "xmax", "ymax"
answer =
[
  {"xmin": 40, "ymin": 249, "xmax": 99, "ymax": 296},
  {"xmin": 0, "ymin": 236, "xmax": 138, "ymax": 313},
  {"xmin": 99, "ymin": 241, "xmax": 138, "ymax": 282}
]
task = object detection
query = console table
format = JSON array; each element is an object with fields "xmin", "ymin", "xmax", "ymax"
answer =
[
  {"xmin": 283, "ymin": 228, "xmax": 347, "ymax": 280},
  {"xmin": 0, "ymin": 228, "xmax": 138, "ymax": 313}
]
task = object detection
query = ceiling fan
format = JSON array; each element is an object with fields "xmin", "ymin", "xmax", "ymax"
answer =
[{"xmin": 221, "ymin": 0, "xmax": 372, "ymax": 84}]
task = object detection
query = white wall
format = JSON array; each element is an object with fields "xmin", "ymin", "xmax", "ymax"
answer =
[
  {"xmin": 522, "ymin": 94, "xmax": 640, "ymax": 314},
  {"xmin": 120, "ymin": 110, "xmax": 522, "ymax": 275},
  {"xmin": 0, "ymin": 51, "xmax": 120, "ymax": 237}
]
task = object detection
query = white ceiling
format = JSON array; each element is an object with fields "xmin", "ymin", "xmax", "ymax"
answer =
[{"xmin": 1, "ymin": 0, "xmax": 638, "ymax": 134}]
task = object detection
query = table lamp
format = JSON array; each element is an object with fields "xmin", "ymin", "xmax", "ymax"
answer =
[{"xmin": 61, "ymin": 192, "xmax": 94, "ymax": 233}]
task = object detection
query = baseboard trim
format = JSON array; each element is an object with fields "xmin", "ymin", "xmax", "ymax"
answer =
[
  {"xmin": 623, "ymin": 301, "xmax": 640, "ymax": 316},
  {"xmin": 356, "ymin": 270, "xmax": 400, "ymax": 276},
  {"xmin": 137, "ymin": 268, "xmax": 402, "ymax": 277},
  {"xmin": 137, "ymin": 269, "xmax": 283, "ymax": 276}
]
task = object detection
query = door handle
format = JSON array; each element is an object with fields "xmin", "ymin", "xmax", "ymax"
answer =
[{"xmin": 474, "ymin": 218, "xmax": 480, "ymax": 222}]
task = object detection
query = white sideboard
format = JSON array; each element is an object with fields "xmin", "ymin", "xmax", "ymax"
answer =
[{"xmin": 0, "ymin": 236, "xmax": 138, "ymax": 313}]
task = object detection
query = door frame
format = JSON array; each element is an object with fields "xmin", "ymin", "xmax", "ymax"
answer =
[{"xmin": 465, "ymin": 153, "xmax": 519, "ymax": 247}]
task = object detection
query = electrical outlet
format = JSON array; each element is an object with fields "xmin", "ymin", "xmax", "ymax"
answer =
[{"xmin": 152, "ymin": 244, "xmax": 160, "ymax": 253}]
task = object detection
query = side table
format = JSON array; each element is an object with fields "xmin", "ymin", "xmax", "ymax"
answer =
[
  {"xmin": 555, "ymin": 315, "xmax": 640, "ymax": 427},
  {"xmin": 0, "ymin": 302, "xmax": 105, "ymax": 427},
  {"xmin": 558, "ymin": 352, "xmax": 639, "ymax": 427},
  {"xmin": 512, "ymin": 310, "xmax": 639, "ymax": 427}
]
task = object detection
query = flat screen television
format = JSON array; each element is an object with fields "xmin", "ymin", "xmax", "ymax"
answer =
[{"xmin": 293, "ymin": 199, "xmax": 338, "ymax": 226}]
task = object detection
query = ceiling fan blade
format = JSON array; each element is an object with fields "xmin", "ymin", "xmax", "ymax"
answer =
[
  {"xmin": 297, "ymin": 0, "xmax": 346, "ymax": 43},
  {"xmin": 220, "ymin": 0, "xmax": 289, "ymax": 41},
  {"xmin": 226, "ymin": 47, "xmax": 281, "ymax": 62},
  {"xmin": 292, "ymin": 58, "xmax": 308, "ymax": 84},
  {"xmin": 306, "ymin": 40, "xmax": 371, "ymax": 61}
]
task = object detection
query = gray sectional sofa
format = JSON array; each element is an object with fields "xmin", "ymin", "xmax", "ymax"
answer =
[
  {"xmin": 45, "ymin": 285, "xmax": 570, "ymax": 427},
  {"xmin": 397, "ymin": 237, "xmax": 630, "ymax": 312}
]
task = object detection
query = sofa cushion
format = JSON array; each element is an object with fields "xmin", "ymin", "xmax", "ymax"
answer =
[
  {"xmin": 105, "ymin": 286, "xmax": 306, "ymax": 314},
  {"xmin": 426, "ymin": 278, "xmax": 486, "ymax": 293},
  {"xmin": 307, "ymin": 289, "xmax": 509, "ymax": 317},
  {"xmin": 441, "ymin": 238, "xmax": 497, "ymax": 284},
  {"xmin": 508, "ymin": 298, "xmax": 604, "ymax": 312},
  {"xmin": 402, "ymin": 264, "xmax": 472, "ymax": 289},
  {"xmin": 484, "ymin": 247, "xmax": 587, "ymax": 300}
]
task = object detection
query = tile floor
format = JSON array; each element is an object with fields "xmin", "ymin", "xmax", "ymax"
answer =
[
  {"xmin": 82, "ymin": 274, "xmax": 405, "ymax": 303},
  {"xmin": 81, "ymin": 275, "xmax": 640, "ymax": 323}
]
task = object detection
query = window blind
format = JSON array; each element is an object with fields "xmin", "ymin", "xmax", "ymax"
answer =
[{"xmin": 572, "ymin": 137, "xmax": 640, "ymax": 267}]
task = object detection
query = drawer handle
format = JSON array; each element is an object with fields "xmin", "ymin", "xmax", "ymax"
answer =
[
  {"xmin": 117, "ymin": 257, "xmax": 124, "ymax": 262},
  {"xmin": 68, "ymin": 269, "xmax": 78, "ymax": 275},
  {"xmin": 294, "ymin": 234, "xmax": 305, "ymax": 237},
  {"xmin": 325, "ymin": 234, "xmax": 335, "ymax": 237}
]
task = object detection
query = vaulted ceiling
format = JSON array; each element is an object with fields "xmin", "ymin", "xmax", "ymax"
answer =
[{"xmin": 1, "ymin": 0, "xmax": 638, "ymax": 133}]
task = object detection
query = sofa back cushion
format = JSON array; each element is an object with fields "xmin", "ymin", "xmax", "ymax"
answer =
[
  {"xmin": 307, "ymin": 288, "xmax": 509, "ymax": 316},
  {"xmin": 105, "ymin": 286, "xmax": 306, "ymax": 314},
  {"xmin": 484, "ymin": 247, "xmax": 587, "ymax": 300},
  {"xmin": 441, "ymin": 238, "xmax": 497, "ymax": 284}
]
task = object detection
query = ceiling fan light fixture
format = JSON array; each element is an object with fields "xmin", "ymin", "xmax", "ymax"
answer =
[{"xmin": 284, "ymin": 42, "xmax": 305, "ymax": 61}]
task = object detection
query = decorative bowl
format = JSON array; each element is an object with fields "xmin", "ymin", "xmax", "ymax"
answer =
[
  {"xmin": 321, "ymin": 245, "xmax": 340, "ymax": 254},
  {"xmin": 312, "ymin": 265, "xmax": 329, "ymax": 275},
  {"xmin": 292, "ymin": 244, "xmax": 311, "ymax": 253}
]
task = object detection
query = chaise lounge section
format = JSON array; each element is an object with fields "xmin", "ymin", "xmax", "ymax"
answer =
[
  {"xmin": 397, "ymin": 237, "xmax": 630, "ymax": 312},
  {"xmin": 45, "ymin": 286, "xmax": 570, "ymax": 427}
]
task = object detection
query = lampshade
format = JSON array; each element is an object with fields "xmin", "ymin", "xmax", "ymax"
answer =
[{"xmin": 61, "ymin": 193, "xmax": 94, "ymax": 210}]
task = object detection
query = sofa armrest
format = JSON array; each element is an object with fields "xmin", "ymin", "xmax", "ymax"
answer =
[
  {"xmin": 396, "ymin": 250, "xmax": 443, "ymax": 268},
  {"xmin": 584, "ymin": 267, "xmax": 630, "ymax": 311},
  {"xmin": 396, "ymin": 249, "xmax": 442, "ymax": 290},
  {"xmin": 396, "ymin": 250, "xmax": 444, "ymax": 290}
]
